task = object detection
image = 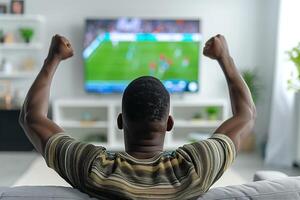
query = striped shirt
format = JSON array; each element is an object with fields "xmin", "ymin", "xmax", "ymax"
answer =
[{"xmin": 45, "ymin": 133, "xmax": 236, "ymax": 200}]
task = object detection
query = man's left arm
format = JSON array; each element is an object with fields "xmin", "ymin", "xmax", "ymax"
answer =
[{"xmin": 19, "ymin": 34, "xmax": 73, "ymax": 156}]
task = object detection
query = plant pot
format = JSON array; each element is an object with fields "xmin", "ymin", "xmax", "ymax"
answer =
[{"xmin": 207, "ymin": 114, "xmax": 218, "ymax": 121}]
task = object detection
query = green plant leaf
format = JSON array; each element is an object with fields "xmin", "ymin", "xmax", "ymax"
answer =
[
  {"xmin": 19, "ymin": 27, "xmax": 34, "ymax": 43},
  {"xmin": 242, "ymin": 69, "xmax": 260, "ymax": 104}
]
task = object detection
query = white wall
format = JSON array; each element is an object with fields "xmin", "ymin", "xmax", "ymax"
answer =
[{"xmin": 22, "ymin": 0, "xmax": 278, "ymax": 144}]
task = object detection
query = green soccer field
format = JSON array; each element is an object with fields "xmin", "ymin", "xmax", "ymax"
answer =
[{"xmin": 84, "ymin": 41, "xmax": 200, "ymax": 82}]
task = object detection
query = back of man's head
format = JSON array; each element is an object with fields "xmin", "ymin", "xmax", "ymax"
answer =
[{"xmin": 122, "ymin": 76, "xmax": 170, "ymax": 123}]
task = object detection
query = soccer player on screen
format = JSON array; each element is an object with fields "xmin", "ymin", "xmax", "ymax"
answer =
[{"xmin": 19, "ymin": 34, "xmax": 256, "ymax": 199}]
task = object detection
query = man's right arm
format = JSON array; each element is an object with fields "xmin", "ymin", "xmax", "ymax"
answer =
[{"xmin": 203, "ymin": 34, "xmax": 256, "ymax": 151}]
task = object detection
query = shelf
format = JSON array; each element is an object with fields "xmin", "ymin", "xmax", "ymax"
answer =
[
  {"xmin": 61, "ymin": 121, "xmax": 108, "ymax": 128},
  {"xmin": 174, "ymin": 120, "xmax": 223, "ymax": 128},
  {"xmin": 55, "ymin": 99, "xmax": 118, "ymax": 107},
  {"xmin": 60, "ymin": 121, "xmax": 108, "ymax": 128},
  {"xmin": 0, "ymin": 14, "xmax": 45, "ymax": 22},
  {"xmin": 172, "ymin": 99, "xmax": 228, "ymax": 106},
  {"xmin": 0, "ymin": 71, "xmax": 38, "ymax": 79},
  {"xmin": 0, "ymin": 43, "xmax": 43, "ymax": 50},
  {"xmin": 53, "ymin": 99, "xmax": 229, "ymax": 149}
]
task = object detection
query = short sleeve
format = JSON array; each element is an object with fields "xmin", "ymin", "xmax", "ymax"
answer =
[
  {"xmin": 178, "ymin": 134, "xmax": 236, "ymax": 189},
  {"xmin": 44, "ymin": 133, "xmax": 106, "ymax": 188}
]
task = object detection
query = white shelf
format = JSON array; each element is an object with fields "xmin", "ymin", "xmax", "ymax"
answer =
[
  {"xmin": 53, "ymin": 99, "xmax": 229, "ymax": 150},
  {"xmin": 0, "ymin": 71, "xmax": 38, "ymax": 79},
  {"xmin": 0, "ymin": 43, "xmax": 43, "ymax": 50},
  {"xmin": 54, "ymin": 99, "xmax": 119, "ymax": 107},
  {"xmin": 0, "ymin": 14, "xmax": 45, "ymax": 22},
  {"xmin": 174, "ymin": 120, "xmax": 223, "ymax": 128},
  {"xmin": 60, "ymin": 121, "xmax": 108, "ymax": 128}
]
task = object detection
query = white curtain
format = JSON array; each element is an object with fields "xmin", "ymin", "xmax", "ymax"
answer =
[{"xmin": 266, "ymin": 0, "xmax": 300, "ymax": 167}]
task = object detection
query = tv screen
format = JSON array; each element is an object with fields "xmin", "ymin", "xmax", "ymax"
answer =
[{"xmin": 83, "ymin": 18, "xmax": 201, "ymax": 93}]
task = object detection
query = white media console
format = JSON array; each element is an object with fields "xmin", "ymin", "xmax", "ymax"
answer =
[{"xmin": 53, "ymin": 99, "xmax": 230, "ymax": 151}]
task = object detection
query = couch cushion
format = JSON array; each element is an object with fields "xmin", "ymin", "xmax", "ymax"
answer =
[
  {"xmin": 253, "ymin": 170, "xmax": 288, "ymax": 181},
  {"xmin": 0, "ymin": 177, "xmax": 300, "ymax": 199},
  {"xmin": 198, "ymin": 176, "xmax": 300, "ymax": 200}
]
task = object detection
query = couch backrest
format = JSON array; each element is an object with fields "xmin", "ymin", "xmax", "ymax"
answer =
[
  {"xmin": 198, "ymin": 176, "xmax": 300, "ymax": 200},
  {"xmin": 0, "ymin": 177, "xmax": 299, "ymax": 200}
]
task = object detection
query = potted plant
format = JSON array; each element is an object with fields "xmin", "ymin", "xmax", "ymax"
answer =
[
  {"xmin": 206, "ymin": 106, "xmax": 220, "ymax": 121},
  {"xmin": 19, "ymin": 27, "xmax": 34, "ymax": 43},
  {"xmin": 287, "ymin": 43, "xmax": 300, "ymax": 90},
  {"xmin": 242, "ymin": 69, "xmax": 260, "ymax": 104},
  {"xmin": 287, "ymin": 43, "xmax": 300, "ymax": 163}
]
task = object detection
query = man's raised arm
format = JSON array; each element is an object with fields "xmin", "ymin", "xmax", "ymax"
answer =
[
  {"xmin": 19, "ymin": 35, "xmax": 73, "ymax": 156},
  {"xmin": 203, "ymin": 34, "xmax": 256, "ymax": 151}
]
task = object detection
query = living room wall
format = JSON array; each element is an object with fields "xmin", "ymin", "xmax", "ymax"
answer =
[{"xmin": 23, "ymin": 0, "xmax": 279, "ymax": 146}]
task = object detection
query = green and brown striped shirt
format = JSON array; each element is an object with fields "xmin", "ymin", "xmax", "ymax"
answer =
[{"xmin": 45, "ymin": 133, "xmax": 236, "ymax": 200}]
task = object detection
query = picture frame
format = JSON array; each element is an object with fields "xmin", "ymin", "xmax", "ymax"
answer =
[
  {"xmin": 0, "ymin": 4, "xmax": 7, "ymax": 14},
  {"xmin": 10, "ymin": 0, "xmax": 24, "ymax": 14}
]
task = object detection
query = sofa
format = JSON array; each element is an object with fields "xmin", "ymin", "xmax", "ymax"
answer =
[{"xmin": 0, "ymin": 171, "xmax": 299, "ymax": 200}]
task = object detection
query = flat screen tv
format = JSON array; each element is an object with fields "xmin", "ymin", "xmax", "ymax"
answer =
[{"xmin": 83, "ymin": 18, "xmax": 201, "ymax": 93}]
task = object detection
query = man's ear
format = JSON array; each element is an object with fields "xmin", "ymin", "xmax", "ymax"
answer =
[
  {"xmin": 117, "ymin": 113, "xmax": 123, "ymax": 130},
  {"xmin": 167, "ymin": 115, "xmax": 174, "ymax": 131}
]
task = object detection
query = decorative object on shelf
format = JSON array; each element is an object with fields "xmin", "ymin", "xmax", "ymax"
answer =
[
  {"xmin": 19, "ymin": 27, "xmax": 34, "ymax": 43},
  {"xmin": 20, "ymin": 57, "xmax": 36, "ymax": 71},
  {"xmin": 0, "ymin": 80, "xmax": 12, "ymax": 109},
  {"xmin": 242, "ymin": 69, "xmax": 260, "ymax": 104},
  {"xmin": 3, "ymin": 32, "xmax": 15, "ymax": 43},
  {"xmin": 0, "ymin": 29, "xmax": 4, "ymax": 43},
  {"xmin": 192, "ymin": 112, "xmax": 203, "ymax": 120},
  {"xmin": 0, "ymin": 4, "xmax": 7, "ymax": 14},
  {"xmin": 0, "ymin": 59, "xmax": 13, "ymax": 74},
  {"xmin": 10, "ymin": 0, "xmax": 24, "ymax": 14},
  {"xmin": 81, "ymin": 112, "xmax": 93, "ymax": 121},
  {"xmin": 205, "ymin": 106, "xmax": 220, "ymax": 120}
]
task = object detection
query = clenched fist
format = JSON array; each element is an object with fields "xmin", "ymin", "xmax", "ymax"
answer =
[
  {"xmin": 203, "ymin": 34, "xmax": 230, "ymax": 60},
  {"xmin": 47, "ymin": 34, "xmax": 74, "ymax": 60}
]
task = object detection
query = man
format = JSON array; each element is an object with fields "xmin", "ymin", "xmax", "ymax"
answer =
[{"xmin": 19, "ymin": 34, "xmax": 256, "ymax": 199}]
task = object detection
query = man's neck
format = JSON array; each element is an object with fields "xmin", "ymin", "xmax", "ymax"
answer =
[{"xmin": 125, "ymin": 144, "xmax": 163, "ymax": 159}]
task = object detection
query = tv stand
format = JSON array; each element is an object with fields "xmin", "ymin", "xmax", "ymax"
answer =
[{"xmin": 53, "ymin": 98, "xmax": 229, "ymax": 151}]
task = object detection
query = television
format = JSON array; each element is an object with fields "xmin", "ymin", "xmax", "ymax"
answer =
[{"xmin": 83, "ymin": 18, "xmax": 201, "ymax": 93}]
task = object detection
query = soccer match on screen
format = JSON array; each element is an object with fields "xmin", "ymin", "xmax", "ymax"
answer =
[{"xmin": 83, "ymin": 18, "xmax": 201, "ymax": 93}]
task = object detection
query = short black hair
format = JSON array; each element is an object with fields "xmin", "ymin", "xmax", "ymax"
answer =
[{"xmin": 122, "ymin": 76, "xmax": 170, "ymax": 122}]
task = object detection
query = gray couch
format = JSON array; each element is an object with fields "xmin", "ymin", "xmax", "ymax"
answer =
[{"xmin": 0, "ymin": 171, "xmax": 299, "ymax": 200}]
